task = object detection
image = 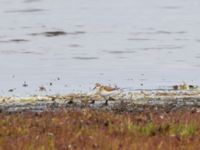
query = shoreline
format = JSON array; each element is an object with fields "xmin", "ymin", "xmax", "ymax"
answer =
[{"xmin": 1, "ymin": 89, "xmax": 200, "ymax": 113}]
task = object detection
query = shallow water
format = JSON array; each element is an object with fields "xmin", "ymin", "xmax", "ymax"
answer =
[{"xmin": 0, "ymin": 0, "xmax": 200, "ymax": 96}]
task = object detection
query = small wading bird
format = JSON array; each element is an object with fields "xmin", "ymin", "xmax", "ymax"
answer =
[
  {"xmin": 172, "ymin": 83, "xmax": 198, "ymax": 90},
  {"xmin": 93, "ymin": 83, "xmax": 121, "ymax": 105}
]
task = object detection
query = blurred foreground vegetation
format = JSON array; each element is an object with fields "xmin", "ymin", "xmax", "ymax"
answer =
[{"xmin": 0, "ymin": 109, "xmax": 200, "ymax": 150}]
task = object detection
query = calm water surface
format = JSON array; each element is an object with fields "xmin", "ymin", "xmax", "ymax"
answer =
[{"xmin": 0, "ymin": 0, "xmax": 200, "ymax": 96}]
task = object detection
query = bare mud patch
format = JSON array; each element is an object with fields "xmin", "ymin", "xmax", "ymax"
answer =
[
  {"xmin": 156, "ymin": 30, "xmax": 186, "ymax": 34},
  {"xmin": 5, "ymin": 8, "xmax": 45, "ymax": 13},
  {"xmin": 141, "ymin": 45, "xmax": 183, "ymax": 51},
  {"xmin": 127, "ymin": 38, "xmax": 154, "ymax": 41},
  {"xmin": 0, "ymin": 39, "xmax": 29, "ymax": 43},
  {"xmin": 104, "ymin": 50, "xmax": 136, "ymax": 54},
  {"xmin": 68, "ymin": 44, "xmax": 81, "ymax": 48},
  {"xmin": 23, "ymin": 0, "xmax": 42, "ymax": 3},
  {"xmin": 0, "ymin": 50, "xmax": 43, "ymax": 55},
  {"xmin": 196, "ymin": 39, "xmax": 200, "ymax": 42},
  {"xmin": 72, "ymin": 56, "xmax": 99, "ymax": 60},
  {"xmin": 130, "ymin": 30, "xmax": 186, "ymax": 35},
  {"xmin": 30, "ymin": 31, "xmax": 67, "ymax": 37},
  {"xmin": 161, "ymin": 6, "xmax": 181, "ymax": 9},
  {"xmin": 30, "ymin": 31, "xmax": 85, "ymax": 37}
]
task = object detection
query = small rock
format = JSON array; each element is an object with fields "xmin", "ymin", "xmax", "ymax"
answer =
[
  {"xmin": 8, "ymin": 88, "xmax": 15, "ymax": 92},
  {"xmin": 22, "ymin": 81, "xmax": 28, "ymax": 87},
  {"xmin": 39, "ymin": 86, "xmax": 46, "ymax": 92}
]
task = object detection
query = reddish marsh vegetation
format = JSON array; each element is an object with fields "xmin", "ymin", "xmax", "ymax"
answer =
[{"xmin": 0, "ymin": 109, "xmax": 200, "ymax": 150}]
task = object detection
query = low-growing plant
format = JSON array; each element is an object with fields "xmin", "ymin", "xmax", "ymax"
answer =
[
  {"xmin": 169, "ymin": 123, "xmax": 198, "ymax": 137},
  {"xmin": 0, "ymin": 109, "xmax": 200, "ymax": 150}
]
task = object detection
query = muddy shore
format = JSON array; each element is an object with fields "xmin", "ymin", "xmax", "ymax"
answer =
[{"xmin": 1, "ymin": 89, "xmax": 200, "ymax": 113}]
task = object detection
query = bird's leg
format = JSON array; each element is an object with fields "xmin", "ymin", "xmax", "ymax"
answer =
[
  {"xmin": 105, "ymin": 99, "xmax": 108, "ymax": 106},
  {"xmin": 103, "ymin": 95, "xmax": 109, "ymax": 106},
  {"xmin": 90, "ymin": 99, "xmax": 95, "ymax": 104}
]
